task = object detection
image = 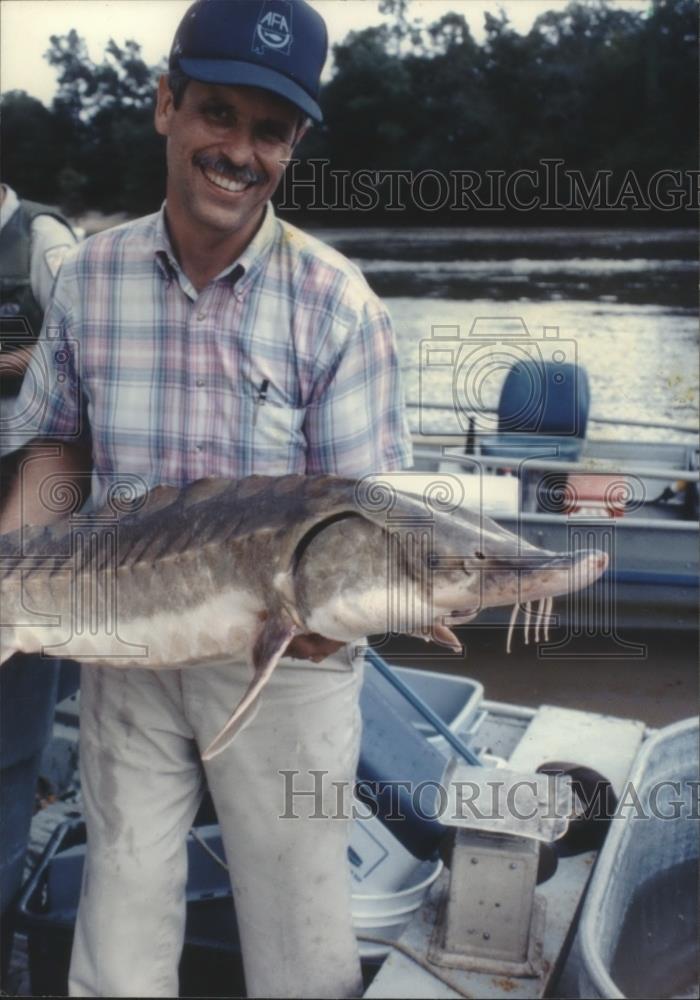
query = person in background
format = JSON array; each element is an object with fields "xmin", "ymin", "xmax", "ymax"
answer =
[
  {"xmin": 0, "ymin": 185, "xmax": 78, "ymax": 984},
  {"xmin": 0, "ymin": 183, "xmax": 78, "ymax": 395},
  {"xmin": 0, "ymin": 1, "xmax": 412, "ymax": 996}
]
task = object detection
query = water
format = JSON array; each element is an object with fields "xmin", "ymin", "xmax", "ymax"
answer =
[
  {"xmin": 311, "ymin": 226, "xmax": 698, "ymax": 442},
  {"xmin": 610, "ymin": 857, "xmax": 699, "ymax": 999}
]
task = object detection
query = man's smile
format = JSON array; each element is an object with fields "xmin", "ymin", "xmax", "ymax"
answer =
[
  {"xmin": 201, "ymin": 165, "xmax": 252, "ymax": 194},
  {"xmin": 193, "ymin": 152, "xmax": 266, "ymax": 197}
]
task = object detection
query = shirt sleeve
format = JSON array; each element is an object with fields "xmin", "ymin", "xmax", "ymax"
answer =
[
  {"xmin": 6, "ymin": 263, "xmax": 87, "ymax": 449},
  {"xmin": 303, "ymin": 294, "xmax": 413, "ymax": 476},
  {"xmin": 29, "ymin": 215, "xmax": 79, "ymax": 312}
]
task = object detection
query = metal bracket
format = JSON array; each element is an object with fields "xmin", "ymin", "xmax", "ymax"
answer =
[
  {"xmin": 427, "ymin": 764, "xmax": 572, "ymax": 976},
  {"xmin": 429, "ymin": 829, "xmax": 546, "ymax": 976}
]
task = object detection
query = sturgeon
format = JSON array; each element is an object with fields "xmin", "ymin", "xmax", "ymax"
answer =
[{"xmin": 0, "ymin": 474, "xmax": 608, "ymax": 759}]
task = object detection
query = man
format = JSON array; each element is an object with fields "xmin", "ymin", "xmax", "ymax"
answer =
[{"xmin": 1, "ymin": 1, "xmax": 412, "ymax": 996}]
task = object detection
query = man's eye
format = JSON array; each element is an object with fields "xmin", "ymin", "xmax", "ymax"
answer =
[
  {"xmin": 203, "ymin": 106, "xmax": 232, "ymax": 124},
  {"xmin": 258, "ymin": 125, "xmax": 291, "ymax": 145}
]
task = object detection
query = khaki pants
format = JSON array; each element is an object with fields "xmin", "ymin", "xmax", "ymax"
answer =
[{"xmin": 69, "ymin": 651, "xmax": 364, "ymax": 998}]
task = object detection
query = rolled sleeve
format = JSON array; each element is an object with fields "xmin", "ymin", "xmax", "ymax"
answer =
[{"xmin": 303, "ymin": 296, "xmax": 413, "ymax": 476}]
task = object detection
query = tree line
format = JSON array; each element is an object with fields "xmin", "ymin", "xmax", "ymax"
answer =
[{"xmin": 1, "ymin": 0, "xmax": 697, "ymax": 224}]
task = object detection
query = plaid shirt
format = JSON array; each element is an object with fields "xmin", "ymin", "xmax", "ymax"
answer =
[{"xmin": 15, "ymin": 205, "xmax": 412, "ymax": 508}]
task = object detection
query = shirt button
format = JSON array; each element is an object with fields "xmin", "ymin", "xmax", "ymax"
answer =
[
  {"xmin": 196, "ymin": 378, "xmax": 205, "ymax": 387},
  {"xmin": 195, "ymin": 444, "xmax": 203, "ymax": 452},
  {"xmin": 196, "ymin": 310, "xmax": 207, "ymax": 321}
]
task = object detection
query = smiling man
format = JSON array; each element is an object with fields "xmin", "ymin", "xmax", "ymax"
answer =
[
  {"xmin": 155, "ymin": 80, "xmax": 305, "ymax": 286},
  {"xmin": 2, "ymin": 1, "xmax": 412, "ymax": 996}
]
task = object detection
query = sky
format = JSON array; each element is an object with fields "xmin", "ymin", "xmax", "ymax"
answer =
[{"xmin": 1, "ymin": 0, "xmax": 652, "ymax": 107}]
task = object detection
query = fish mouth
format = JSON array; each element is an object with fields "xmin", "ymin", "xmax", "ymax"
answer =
[{"xmin": 443, "ymin": 609, "xmax": 479, "ymax": 625}]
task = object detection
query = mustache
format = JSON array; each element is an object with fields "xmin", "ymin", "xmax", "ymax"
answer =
[{"xmin": 193, "ymin": 152, "xmax": 266, "ymax": 186}]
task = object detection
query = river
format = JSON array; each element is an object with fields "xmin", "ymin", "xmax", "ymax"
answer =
[{"xmin": 310, "ymin": 226, "xmax": 698, "ymax": 442}]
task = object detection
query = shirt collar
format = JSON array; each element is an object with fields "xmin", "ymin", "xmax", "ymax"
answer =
[
  {"xmin": 233, "ymin": 202, "xmax": 277, "ymax": 288},
  {"xmin": 0, "ymin": 185, "xmax": 20, "ymax": 231},
  {"xmin": 153, "ymin": 201, "xmax": 277, "ymax": 292}
]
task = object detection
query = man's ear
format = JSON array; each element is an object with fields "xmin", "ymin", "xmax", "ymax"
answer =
[{"xmin": 154, "ymin": 75, "xmax": 175, "ymax": 137}]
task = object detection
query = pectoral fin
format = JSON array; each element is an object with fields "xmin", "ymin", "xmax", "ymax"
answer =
[
  {"xmin": 410, "ymin": 623, "xmax": 463, "ymax": 653},
  {"xmin": 430, "ymin": 623, "xmax": 463, "ymax": 652},
  {"xmin": 201, "ymin": 613, "xmax": 299, "ymax": 761}
]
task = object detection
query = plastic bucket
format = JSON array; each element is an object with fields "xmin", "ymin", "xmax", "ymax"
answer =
[
  {"xmin": 351, "ymin": 858, "xmax": 442, "ymax": 958},
  {"xmin": 348, "ymin": 811, "xmax": 428, "ymax": 894},
  {"xmin": 349, "ymin": 814, "xmax": 442, "ymax": 959}
]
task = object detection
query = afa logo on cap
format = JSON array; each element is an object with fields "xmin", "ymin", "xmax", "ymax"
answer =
[{"xmin": 253, "ymin": 0, "xmax": 293, "ymax": 56}]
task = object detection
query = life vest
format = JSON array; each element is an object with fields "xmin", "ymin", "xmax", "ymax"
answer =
[{"xmin": 0, "ymin": 199, "xmax": 75, "ymax": 394}]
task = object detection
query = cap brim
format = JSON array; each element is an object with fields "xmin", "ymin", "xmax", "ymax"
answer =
[{"xmin": 179, "ymin": 58, "xmax": 323, "ymax": 123}]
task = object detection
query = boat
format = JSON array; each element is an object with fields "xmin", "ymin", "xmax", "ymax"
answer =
[
  {"xmin": 10, "ymin": 654, "xmax": 699, "ymax": 999},
  {"xmin": 405, "ymin": 353, "xmax": 698, "ymax": 636}
]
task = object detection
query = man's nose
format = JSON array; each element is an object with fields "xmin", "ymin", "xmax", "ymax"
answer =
[{"xmin": 221, "ymin": 126, "xmax": 257, "ymax": 165}]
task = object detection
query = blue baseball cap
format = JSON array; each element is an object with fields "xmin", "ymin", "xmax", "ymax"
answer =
[{"xmin": 170, "ymin": 0, "xmax": 328, "ymax": 122}]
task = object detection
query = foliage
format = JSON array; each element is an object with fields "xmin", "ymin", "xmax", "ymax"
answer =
[
  {"xmin": 1, "ymin": 91, "xmax": 69, "ymax": 204},
  {"xmin": 320, "ymin": 0, "xmax": 698, "ymax": 183},
  {"xmin": 1, "ymin": 30, "xmax": 165, "ymax": 216}
]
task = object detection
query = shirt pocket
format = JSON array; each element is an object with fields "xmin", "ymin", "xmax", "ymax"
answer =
[{"xmin": 231, "ymin": 383, "xmax": 308, "ymax": 474}]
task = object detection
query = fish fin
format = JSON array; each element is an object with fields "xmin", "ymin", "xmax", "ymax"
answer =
[
  {"xmin": 430, "ymin": 623, "xmax": 463, "ymax": 653},
  {"xmin": 201, "ymin": 613, "xmax": 298, "ymax": 761},
  {"xmin": 0, "ymin": 622, "xmax": 22, "ymax": 665},
  {"xmin": 0, "ymin": 633, "xmax": 19, "ymax": 666}
]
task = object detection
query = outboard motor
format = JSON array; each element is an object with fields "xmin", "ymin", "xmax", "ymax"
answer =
[
  {"xmin": 479, "ymin": 359, "xmax": 591, "ymax": 513},
  {"xmin": 481, "ymin": 360, "xmax": 590, "ymax": 462}
]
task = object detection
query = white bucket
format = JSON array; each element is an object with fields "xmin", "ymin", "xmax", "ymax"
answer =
[
  {"xmin": 349, "ymin": 813, "xmax": 442, "ymax": 959},
  {"xmin": 349, "ymin": 812, "xmax": 423, "ymax": 894}
]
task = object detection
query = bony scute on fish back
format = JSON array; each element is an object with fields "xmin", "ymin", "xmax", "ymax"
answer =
[{"xmin": 0, "ymin": 474, "xmax": 608, "ymax": 759}]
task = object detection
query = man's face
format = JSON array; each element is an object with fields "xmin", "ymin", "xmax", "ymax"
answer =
[{"xmin": 155, "ymin": 78, "xmax": 305, "ymax": 240}]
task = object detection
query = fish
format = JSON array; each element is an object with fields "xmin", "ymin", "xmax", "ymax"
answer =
[{"xmin": 0, "ymin": 473, "xmax": 608, "ymax": 759}]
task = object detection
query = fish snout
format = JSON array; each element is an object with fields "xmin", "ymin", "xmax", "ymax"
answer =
[
  {"xmin": 590, "ymin": 549, "xmax": 608, "ymax": 574},
  {"xmin": 498, "ymin": 546, "xmax": 609, "ymax": 607},
  {"xmin": 571, "ymin": 548, "xmax": 608, "ymax": 578}
]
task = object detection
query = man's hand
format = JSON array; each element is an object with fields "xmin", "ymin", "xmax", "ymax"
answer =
[
  {"xmin": 0, "ymin": 441, "xmax": 91, "ymax": 534},
  {"xmin": 284, "ymin": 633, "xmax": 345, "ymax": 663}
]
